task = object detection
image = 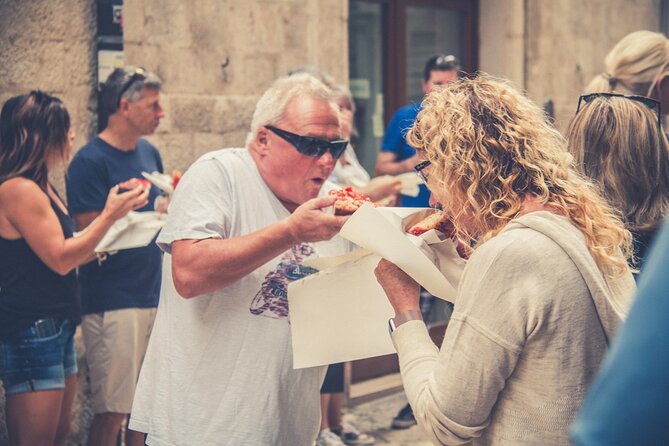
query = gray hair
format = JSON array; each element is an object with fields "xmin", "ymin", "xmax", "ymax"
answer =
[
  {"xmin": 245, "ymin": 73, "xmax": 339, "ymax": 147},
  {"xmin": 100, "ymin": 66, "xmax": 162, "ymax": 115}
]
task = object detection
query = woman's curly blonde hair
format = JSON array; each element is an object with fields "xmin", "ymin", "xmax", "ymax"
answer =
[{"xmin": 407, "ymin": 74, "xmax": 632, "ymax": 277}]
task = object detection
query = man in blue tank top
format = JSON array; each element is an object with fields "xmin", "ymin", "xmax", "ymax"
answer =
[{"xmin": 66, "ymin": 66, "xmax": 165, "ymax": 446}]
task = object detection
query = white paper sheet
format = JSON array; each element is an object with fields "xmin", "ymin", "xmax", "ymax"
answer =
[
  {"xmin": 92, "ymin": 211, "xmax": 166, "ymax": 253},
  {"xmin": 289, "ymin": 253, "xmax": 395, "ymax": 369},
  {"xmin": 288, "ymin": 205, "xmax": 466, "ymax": 369},
  {"xmin": 339, "ymin": 203, "xmax": 458, "ymax": 300},
  {"xmin": 142, "ymin": 171, "xmax": 174, "ymax": 195}
]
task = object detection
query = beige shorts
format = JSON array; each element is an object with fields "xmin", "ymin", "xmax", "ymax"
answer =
[{"xmin": 81, "ymin": 307, "xmax": 157, "ymax": 414}]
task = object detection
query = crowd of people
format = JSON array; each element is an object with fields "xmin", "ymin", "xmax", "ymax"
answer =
[{"xmin": 1, "ymin": 28, "xmax": 669, "ymax": 446}]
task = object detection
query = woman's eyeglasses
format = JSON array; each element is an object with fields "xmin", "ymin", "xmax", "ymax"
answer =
[
  {"xmin": 266, "ymin": 125, "xmax": 348, "ymax": 159},
  {"xmin": 414, "ymin": 160, "xmax": 431, "ymax": 189},
  {"xmin": 116, "ymin": 67, "xmax": 147, "ymax": 106},
  {"xmin": 576, "ymin": 92, "xmax": 662, "ymax": 128}
]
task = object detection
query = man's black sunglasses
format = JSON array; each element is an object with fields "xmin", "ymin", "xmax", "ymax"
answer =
[
  {"xmin": 414, "ymin": 160, "xmax": 431, "ymax": 189},
  {"xmin": 266, "ymin": 125, "xmax": 348, "ymax": 159},
  {"xmin": 576, "ymin": 92, "xmax": 662, "ymax": 128},
  {"xmin": 117, "ymin": 67, "xmax": 147, "ymax": 106}
]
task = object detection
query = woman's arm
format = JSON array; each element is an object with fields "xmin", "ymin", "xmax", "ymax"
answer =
[
  {"xmin": 1, "ymin": 178, "xmax": 147, "ymax": 275},
  {"xmin": 375, "ymin": 260, "xmax": 521, "ymax": 445}
]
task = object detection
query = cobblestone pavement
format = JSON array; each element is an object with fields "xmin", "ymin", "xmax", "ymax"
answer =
[{"xmin": 343, "ymin": 391, "xmax": 432, "ymax": 445}]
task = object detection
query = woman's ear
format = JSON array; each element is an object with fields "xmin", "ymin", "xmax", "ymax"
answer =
[{"xmin": 655, "ymin": 75, "xmax": 669, "ymax": 114}]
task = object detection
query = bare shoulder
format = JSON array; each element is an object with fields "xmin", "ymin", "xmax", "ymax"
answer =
[{"xmin": 0, "ymin": 177, "xmax": 49, "ymax": 210}]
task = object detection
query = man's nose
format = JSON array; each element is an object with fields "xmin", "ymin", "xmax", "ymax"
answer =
[{"xmin": 317, "ymin": 150, "xmax": 336, "ymax": 167}]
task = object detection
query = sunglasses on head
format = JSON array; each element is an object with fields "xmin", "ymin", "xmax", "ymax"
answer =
[
  {"xmin": 576, "ymin": 92, "xmax": 662, "ymax": 128},
  {"xmin": 116, "ymin": 67, "xmax": 147, "ymax": 106},
  {"xmin": 414, "ymin": 160, "xmax": 431, "ymax": 189},
  {"xmin": 266, "ymin": 125, "xmax": 348, "ymax": 159}
]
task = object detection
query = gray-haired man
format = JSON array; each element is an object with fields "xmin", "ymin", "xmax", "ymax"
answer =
[
  {"xmin": 129, "ymin": 73, "xmax": 352, "ymax": 445},
  {"xmin": 66, "ymin": 66, "xmax": 165, "ymax": 446}
]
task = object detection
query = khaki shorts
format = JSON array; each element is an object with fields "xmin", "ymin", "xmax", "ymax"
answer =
[{"xmin": 82, "ymin": 307, "xmax": 157, "ymax": 414}]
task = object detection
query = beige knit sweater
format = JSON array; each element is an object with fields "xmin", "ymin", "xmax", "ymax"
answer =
[{"xmin": 392, "ymin": 212, "xmax": 635, "ymax": 445}]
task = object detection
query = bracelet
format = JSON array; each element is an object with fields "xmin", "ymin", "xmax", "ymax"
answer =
[
  {"xmin": 95, "ymin": 252, "xmax": 108, "ymax": 266},
  {"xmin": 388, "ymin": 309, "xmax": 423, "ymax": 333}
]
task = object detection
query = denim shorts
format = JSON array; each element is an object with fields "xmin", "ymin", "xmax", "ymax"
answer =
[{"xmin": 0, "ymin": 318, "xmax": 77, "ymax": 396}]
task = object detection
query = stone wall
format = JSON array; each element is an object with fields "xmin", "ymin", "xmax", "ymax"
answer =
[
  {"xmin": 479, "ymin": 0, "xmax": 661, "ymax": 131},
  {"xmin": 0, "ymin": 0, "xmax": 98, "ymax": 192},
  {"xmin": 123, "ymin": 0, "xmax": 349, "ymax": 174}
]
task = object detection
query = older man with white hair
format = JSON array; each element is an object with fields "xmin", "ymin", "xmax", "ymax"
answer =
[{"xmin": 129, "ymin": 73, "xmax": 352, "ymax": 445}]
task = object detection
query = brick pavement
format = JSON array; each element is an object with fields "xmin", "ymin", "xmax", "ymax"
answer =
[{"xmin": 343, "ymin": 391, "xmax": 432, "ymax": 445}]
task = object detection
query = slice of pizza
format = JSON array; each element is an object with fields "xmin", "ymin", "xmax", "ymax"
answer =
[
  {"xmin": 329, "ymin": 187, "xmax": 373, "ymax": 216},
  {"xmin": 118, "ymin": 178, "xmax": 151, "ymax": 191},
  {"xmin": 408, "ymin": 211, "xmax": 455, "ymax": 238},
  {"xmin": 172, "ymin": 169, "xmax": 182, "ymax": 189}
]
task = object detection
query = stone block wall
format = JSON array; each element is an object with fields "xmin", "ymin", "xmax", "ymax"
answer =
[
  {"xmin": 479, "ymin": 0, "xmax": 661, "ymax": 132},
  {"xmin": 123, "ymin": 0, "xmax": 349, "ymax": 174}
]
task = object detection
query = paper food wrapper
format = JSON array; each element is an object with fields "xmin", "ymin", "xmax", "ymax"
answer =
[
  {"xmin": 90, "ymin": 211, "xmax": 166, "ymax": 253},
  {"xmin": 366, "ymin": 173, "xmax": 423, "ymax": 198},
  {"xmin": 288, "ymin": 203, "xmax": 466, "ymax": 369},
  {"xmin": 142, "ymin": 171, "xmax": 174, "ymax": 195}
]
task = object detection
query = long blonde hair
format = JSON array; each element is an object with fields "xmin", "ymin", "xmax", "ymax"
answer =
[
  {"xmin": 567, "ymin": 95, "xmax": 669, "ymax": 236},
  {"xmin": 585, "ymin": 30, "xmax": 669, "ymax": 97},
  {"xmin": 407, "ymin": 75, "xmax": 632, "ymax": 277}
]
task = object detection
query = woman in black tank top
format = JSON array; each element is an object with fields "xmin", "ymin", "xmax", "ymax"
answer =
[{"xmin": 0, "ymin": 91, "xmax": 150, "ymax": 446}]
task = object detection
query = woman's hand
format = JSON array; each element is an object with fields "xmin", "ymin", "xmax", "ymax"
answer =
[
  {"xmin": 101, "ymin": 184, "xmax": 150, "ymax": 222},
  {"xmin": 364, "ymin": 178, "xmax": 402, "ymax": 202},
  {"xmin": 374, "ymin": 259, "xmax": 421, "ymax": 314}
]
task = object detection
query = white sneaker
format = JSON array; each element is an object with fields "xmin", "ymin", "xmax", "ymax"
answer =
[
  {"xmin": 316, "ymin": 429, "xmax": 347, "ymax": 446},
  {"xmin": 335, "ymin": 422, "xmax": 375, "ymax": 445}
]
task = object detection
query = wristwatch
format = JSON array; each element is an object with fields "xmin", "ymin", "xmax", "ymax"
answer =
[{"xmin": 388, "ymin": 309, "xmax": 423, "ymax": 334}]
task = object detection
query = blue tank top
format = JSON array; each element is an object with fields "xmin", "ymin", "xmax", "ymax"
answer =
[{"xmin": 0, "ymin": 189, "xmax": 80, "ymax": 339}]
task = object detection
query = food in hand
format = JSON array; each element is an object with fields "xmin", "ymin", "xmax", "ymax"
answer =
[
  {"xmin": 172, "ymin": 170, "xmax": 182, "ymax": 189},
  {"xmin": 118, "ymin": 178, "xmax": 151, "ymax": 191},
  {"xmin": 408, "ymin": 211, "xmax": 455, "ymax": 237},
  {"xmin": 329, "ymin": 186, "xmax": 374, "ymax": 216}
]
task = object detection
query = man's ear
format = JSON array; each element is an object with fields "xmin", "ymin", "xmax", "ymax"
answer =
[
  {"xmin": 255, "ymin": 128, "xmax": 270, "ymax": 155},
  {"xmin": 421, "ymin": 80, "xmax": 430, "ymax": 95},
  {"xmin": 117, "ymin": 98, "xmax": 131, "ymax": 114}
]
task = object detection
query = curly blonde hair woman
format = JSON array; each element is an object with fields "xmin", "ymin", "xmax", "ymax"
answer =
[
  {"xmin": 374, "ymin": 75, "xmax": 636, "ymax": 445},
  {"xmin": 568, "ymin": 93, "xmax": 669, "ymax": 273},
  {"xmin": 586, "ymin": 30, "xmax": 669, "ymax": 112}
]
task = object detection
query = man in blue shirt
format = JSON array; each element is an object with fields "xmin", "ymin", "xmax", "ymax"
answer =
[
  {"xmin": 376, "ymin": 55, "xmax": 460, "ymax": 430},
  {"xmin": 66, "ymin": 66, "xmax": 165, "ymax": 446},
  {"xmin": 375, "ymin": 55, "xmax": 460, "ymax": 208}
]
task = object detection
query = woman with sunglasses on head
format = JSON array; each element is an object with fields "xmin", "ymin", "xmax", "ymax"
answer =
[
  {"xmin": 373, "ymin": 75, "xmax": 636, "ymax": 445},
  {"xmin": 587, "ymin": 30, "xmax": 669, "ymax": 115},
  {"xmin": 0, "ymin": 91, "xmax": 148, "ymax": 446},
  {"xmin": 567, "ymin": 93, "xmax": 669, "ymax": 275}
]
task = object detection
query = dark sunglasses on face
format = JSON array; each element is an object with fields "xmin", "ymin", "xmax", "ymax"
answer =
[
  {"xmin": 576, "ymin": 92, "xmax": 662, "ymax": 128},
  {"xmin": 414, "ymin": 160, "xmax": 431, "ymax": 189},
  {"xmin": 116, "ymin": 67, "xmax": 147, "ymax": 106},
  {"xmin": 266, "ymin": 125, "xmax": 348, "ymax": 159}
]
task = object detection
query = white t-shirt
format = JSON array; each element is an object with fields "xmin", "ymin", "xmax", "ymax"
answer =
[
  {"xmin": 329, "ymin": 144, "xmax": 371, "ymax": 188},
  {"xmin": 129, "ymin": 148, "xmax": 352, "ymax": 446}
]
